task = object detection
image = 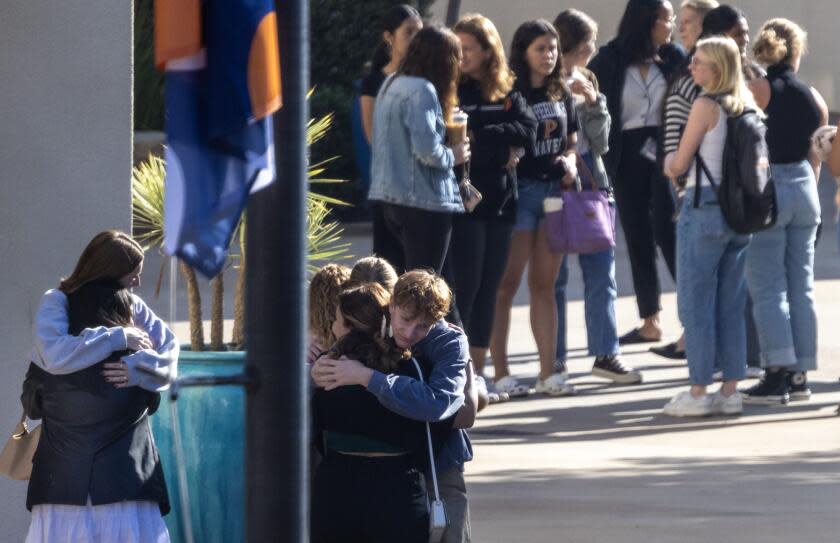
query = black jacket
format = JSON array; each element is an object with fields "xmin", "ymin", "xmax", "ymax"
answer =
[
  {"xmin": 26, "ymin": 354, "xmax": 169, "ymax": 514},
  {"xmin": 588, "ymin": 40, "xmax": 687, "ymax": 179},
  {"xmin": 313, "ymin": 358, "xmax": 430, "ymax": 469},
  {"xmin": 457, "ymin": 79, "xmax": 537, "ymax": 221}
]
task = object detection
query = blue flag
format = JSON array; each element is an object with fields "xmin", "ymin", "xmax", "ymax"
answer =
[{"xmin": 156, "ymin": 0, "xmax": 282, "ymax": 277}]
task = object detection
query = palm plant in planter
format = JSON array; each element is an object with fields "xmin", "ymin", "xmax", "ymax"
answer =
[{"xmin": 132, "ymin": 112, "xmax": 351, "ymax": 351}]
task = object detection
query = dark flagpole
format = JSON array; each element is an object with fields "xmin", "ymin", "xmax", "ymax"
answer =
[
  {"xmin": 445, "ymin": 0, "xmax": 462, "ymax": 26},
  {"xmin": 245, "ymin": 0, "xmax": 309, "ymax": 540}
]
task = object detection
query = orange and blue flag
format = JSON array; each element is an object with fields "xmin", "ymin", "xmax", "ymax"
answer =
[{"xmin": 155, "ymin": 0, "xmax": 282, "ymax": 277}]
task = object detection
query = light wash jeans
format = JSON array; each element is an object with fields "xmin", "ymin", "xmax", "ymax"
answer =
[
  {"xmin": 677, "ymin": 187, "xmax": 750, "ymax": 385},
  {"xmin": 746, "ymin": 160, "xmax": 820, "ymax": 371},
  {"xmin": 555, "ymin": 247, "xmax": 620, "ymax": 360}
]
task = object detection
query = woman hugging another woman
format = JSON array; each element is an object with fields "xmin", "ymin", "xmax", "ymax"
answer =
[
  {"xmin": 310, "ymin": 281, "xmax": 430, "ymax": 543},
  {"xmin": 25, "ymin": 230, "xmax": 176, "ymax": 542}
]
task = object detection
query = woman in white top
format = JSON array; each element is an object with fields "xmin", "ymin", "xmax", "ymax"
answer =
[
  {"xmin": 662, "ymin": 36, "xmax": 756, "ymax": 416},
  {"xmin": 26, "ymin": 230, "xmax": 177, "ymax": 542}
]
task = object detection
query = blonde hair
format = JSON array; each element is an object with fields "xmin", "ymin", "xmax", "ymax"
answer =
[
  {"xmin": 392, "ymin": 270, "xmax": 451, "ymax": 324},
  {"xmin": 681, "ymin": 0, "xmax": 719, "ymax": 17},
  {"xmin": 308, "ymin": 263, "xmax": 351, "ymax": 345},
  {"xmin": 752, "ymin": 18, "xmax": 807, "ymax": 67},
  {"xmin": 453, "ymin": 13, "xmax": 514, "ymax": 101},
  {"xmin": 695, "ymin": 36, "xmax": 759, "ymax": 116},
  {"xmin": 348, "ymin": 256, "xmax": 398, "ymax": 291}
]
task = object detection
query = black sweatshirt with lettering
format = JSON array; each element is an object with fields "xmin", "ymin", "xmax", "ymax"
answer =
[
  {"xmin": 514, "ymin": 81, "xmax": 578, "ymax": 183},
  {"xmin": 457, "ymin": 78, "xmax": 538, "ymax": 220}
]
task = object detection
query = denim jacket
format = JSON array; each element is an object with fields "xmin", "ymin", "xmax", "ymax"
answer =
[
  {"xmin": 368, "ymin": 75, "xmax": 464, "ymax": 213},
  {"xmin": 366, "ymin": 320, "xmax": 472, "ymax": 473}
]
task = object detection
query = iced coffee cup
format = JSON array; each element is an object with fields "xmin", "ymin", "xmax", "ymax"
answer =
[{"xmin": 446, "ymin": 110, "xmax": 468, "ymax": 144}]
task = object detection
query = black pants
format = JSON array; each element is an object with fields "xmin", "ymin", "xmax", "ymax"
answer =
[
  {"xmin": 311, "ymin": 453, "xmax": 429, "ymax": 543},
  {"xmin": 448, "ymin": 216, "xmax": 513, "ymax": 348},
  {"xmin": 372, "ymin": 202, "xmax": 406, "ymax": 274},
  {"xmin": 613, "ymin": 128, "xmax": 677, "ymax": 319},
  {"xmin": 381, "ymin": 203, "xmax": 453, "ymax": 274}
]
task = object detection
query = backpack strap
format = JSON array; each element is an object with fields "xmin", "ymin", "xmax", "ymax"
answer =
[{"xmin": 692, "ymin": 152, "xmax": 718, "ymax": 208}]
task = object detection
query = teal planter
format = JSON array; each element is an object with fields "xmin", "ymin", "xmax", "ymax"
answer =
[{"xmin": 150, "ymin": 349, "xmax": 246, "ymax": 543}]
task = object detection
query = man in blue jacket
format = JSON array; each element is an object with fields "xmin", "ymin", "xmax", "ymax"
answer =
[{"xmin": 312, "ymin": 270, "xmax": 473, "ymax": 543}]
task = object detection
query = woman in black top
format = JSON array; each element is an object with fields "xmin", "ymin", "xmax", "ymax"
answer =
[
  {"xmin": 311, "ymin": 283, "xmax": 428, "ymax": 543},
  {"xmin": 488, "ymin": 19, "xmax": 579, "ymax": 398},
  {"xmin": 26, "ymin": 282, "xmax": 169, "ymax": 542},
  {"xmin": 741, "ymin": 18, "xmax": 828, "ymax": 405},
  {"xmin": 448, "ymin": 14, "xmax": 537, "ymax": 394},
  {"xmin": 359, "ymin": 5, "xmax": 422, "ymax": 274},
  {"xmin": 588, "ymin": 0, "xmax": 686, "ymax": 346}
]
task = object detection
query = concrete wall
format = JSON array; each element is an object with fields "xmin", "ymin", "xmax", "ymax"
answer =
[
  {"xmin": 0, "ymin": 3, "xmax": 132, "ymax": 539},
  {"xmin": 429, "ymin": 0, "xmax": 840, "ymax": 111}
]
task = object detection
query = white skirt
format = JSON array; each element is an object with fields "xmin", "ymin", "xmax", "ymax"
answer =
[{"xmin": 26, "ymin": 499, "xmax": 170, "ymax": 543}]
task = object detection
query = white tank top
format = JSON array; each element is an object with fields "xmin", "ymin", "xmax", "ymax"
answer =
[{"xmin": 687, "ymin": 104, "xmax": 727, "ymax": 188}]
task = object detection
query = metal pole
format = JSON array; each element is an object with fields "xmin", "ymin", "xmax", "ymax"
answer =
[
  {"xmin": 245, "ymin": 0, "xmax": 309, "ymax": 540},
  {"xmin": 445, "ymin": 0, "xmax": 462, "ymax": 27}
]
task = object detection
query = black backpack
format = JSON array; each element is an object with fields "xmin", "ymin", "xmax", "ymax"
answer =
[{"xmin": 694, "ymin": 108, "xmax": 777, "ymax": 234}]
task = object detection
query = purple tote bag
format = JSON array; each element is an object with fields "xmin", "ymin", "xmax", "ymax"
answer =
[{"xmin": 545, "ymin": 155, "xmax": 616, "ymax": 254}]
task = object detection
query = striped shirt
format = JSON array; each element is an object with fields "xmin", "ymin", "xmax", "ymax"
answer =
[{"xmin": 663, "ymin": 73, "xmax": 700, "ymax": 154}]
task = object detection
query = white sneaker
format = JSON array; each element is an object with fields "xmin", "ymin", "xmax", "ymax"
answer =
[
  {"xmin": 712, "ymin": 370, "xmax": 723, "ymax": 382},
  {"xmin": 710, "ymin": 390, "xmax": 743, "ymax": 415},
  {"xmin": 494, "ymin": 375, "xmax": 530, "ymax": 398},
  {"xmin": 663, "ymin": 390, "xmax": 713, "ymax": 417},
  {"xmin": 535, "ymin": 373, "xmax": 576, "ymax": 396}
]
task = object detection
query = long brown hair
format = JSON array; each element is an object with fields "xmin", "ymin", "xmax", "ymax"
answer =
[
  {"xmin": 453, "ymin": 14, "xmax": 513, "ymax": 102},
  {"xmin": 509, "ymin": 19, "xmax": 569, "ymax": 102},
  {"xmin": 399, "ymin": 25, "xmax": 461, "ymax": 123},
  {"xmin": 67, "ymin": 281, "xmax": 134, "ymax": 335},
  {"xmin": 59, "ymin": 230, "xmax": 144, "ymax": 294},
  {"xmin": 330, "ymin": 282, "xmax": 410, "ymax": 372}
]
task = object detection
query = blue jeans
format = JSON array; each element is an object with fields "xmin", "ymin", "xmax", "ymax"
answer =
[
  {"xmin": 746, "ymin": 161, "xmax": 819, "ymax": 371},
  {"xmin": 677, "ymin": 187, "xmax": 750, "ymax": 385},
  {"xmin": 555, "ymin": 248, "xmax": 619, "ymax": 360},
  {"xmin": 514, "ymin": 178, "xmax": 557, "ymax": 231}
]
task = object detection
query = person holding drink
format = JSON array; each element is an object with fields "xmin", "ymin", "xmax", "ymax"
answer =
[
  {"xmin": 447, "ymin": 13, "xmax": 538, "ymax": 399},
  {"xmin": 368, "ymin": 26, "xmax": 469, "ymax": 275}
]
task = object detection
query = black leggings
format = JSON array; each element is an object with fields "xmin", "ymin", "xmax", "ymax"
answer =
[
  {"xmin": 448, "ymin": 216, "xmax": 513, "ymax": 347},
  {"xmin": 311, "ymin": 453, "xmax": 429, "ymax": 543},
  {"xmin": 613, "ymin": 128, "xmax": 677, "ymax": 319},
  {"xmin": 372, "ymin": 203, "xmax": 406, "ymax": 274},
  {"xmin": 382, "ymin": 203, "xmax": 453, "ymax": 274}
]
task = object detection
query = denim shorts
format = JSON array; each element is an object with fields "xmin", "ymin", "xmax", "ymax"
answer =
[{"xmin": 514, "ymin": 178, "xmax": 558, "ymax": 231}]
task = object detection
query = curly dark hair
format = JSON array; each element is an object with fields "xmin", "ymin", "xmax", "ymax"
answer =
[{"xmin": 509, "ymin": 19, "xmax": 569, "ymax": 102}]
